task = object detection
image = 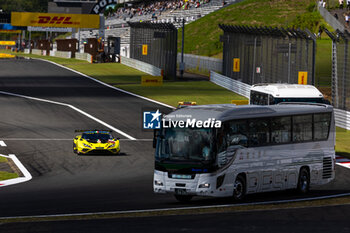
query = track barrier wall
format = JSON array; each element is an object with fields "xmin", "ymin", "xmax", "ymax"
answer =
[
  {"xmin": 31, "ymin": 49, "xmax": 42, "ymax": 56},
  {"xmin": 121, "ymin": 56, "xmax": 162, "ymax": 76},
  {"xmin": 178, "ymin": 53, "xmax": 222, "ymax": 73}
]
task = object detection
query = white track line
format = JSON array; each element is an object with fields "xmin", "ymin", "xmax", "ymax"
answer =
[
  {"xmin": 0, "ymin": 90, "xmax": 136, "ymax": 140},
  {"xmin": 34, "ymin": 58, "xmax": 176, "ymax": 110},
  {"xmin": 1, "ymin": 191, "xmax": 350, "ymax": 220},
  {"xmin": 0, "ymin": 154, "xmax": 32, "ymax": 187},
  {"xmin": 0, "ymin": 141, "xmax": 6, "ymax": 147}
]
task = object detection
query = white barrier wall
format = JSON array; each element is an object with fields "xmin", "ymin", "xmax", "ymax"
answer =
[
  {"xmin": 178, "ymin": 53, "xmax": 222, "ymax": 73},
  {"xmin": 121, "ymin": 56, "xmax": 162, "ymax": 76},
  {"xmin": 31, "ymin": 49, "xmax": 42, "ymax": 55},
  {"xmin": 334, "ymin": 108, "xmax": 350, "ymax": 130},
  {"xmin": 53, "ymin": 51, "xmax": 71, "ymax": 59},
  {"xmin": 210, "ymin": 71, "xmax": 251, "ymax": 98},
  {"xmin": 210, "ymin": 71, "xmax": 350, "ymax": 130},
  {"xmin": 75, "ymin": 52, "xmax": 88, "ymax": 61},
  {"xmin": 24, "ymin": 49, "xmax": 30, "ymax": 54}
]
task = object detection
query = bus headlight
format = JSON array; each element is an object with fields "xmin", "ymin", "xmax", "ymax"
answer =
[
  {"xmin": 198, "ymin": 183, "xmax": 210, "ymax": 188},
  {"xmin": 154, "ymin": 180, "xmax": 163, "ymax": 186}
]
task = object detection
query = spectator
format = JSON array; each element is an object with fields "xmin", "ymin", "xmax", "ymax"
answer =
[
  {"xmin": 345, "ymin": 13, "xmax": 349, "ymax": 27},
  {"xmin": 334, "ymin": 12, "xmax": 339, "ymax": 20}
]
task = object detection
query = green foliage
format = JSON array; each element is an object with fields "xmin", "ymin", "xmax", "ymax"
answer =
[
  {"xmin": 179, "ymin": 0, "xmax": 316, "ymax": 56},
  {"xmin": 288, "ymin": 11, "xmax": 322, "ymax": 32},
  {"xmin": 306, "ymin": 2, "xmax": 316, "ymax": 12}
]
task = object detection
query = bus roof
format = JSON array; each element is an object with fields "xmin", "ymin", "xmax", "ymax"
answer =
[
  {"xmin": 251, "ymin": 83, "xmax": 323, "ymax": 98},
  {"xmin": 164, "ymin": 103, "xmax": 333, "ymax": 122}
]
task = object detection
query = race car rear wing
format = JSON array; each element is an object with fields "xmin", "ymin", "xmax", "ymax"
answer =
[{"xmin": 75, "ymin": 130, "xmax": 113, "ymax": 133}]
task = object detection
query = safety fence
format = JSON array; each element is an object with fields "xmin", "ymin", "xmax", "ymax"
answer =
[
  {"xmin": 121, "ymin": 56, "xmax": 162, "ymax": 76},
  {"xmin": 129, "ymin": 22, "xmax": 177, "ymax": 80},
  {"xmin": 210, "ymin": 71, "xmax": 350, "ymax": 130},
  {"xmin": 325, "ymin": 29, "xmax": 350, "ymax": 111},
  {"xmin": 178, "ymin": 53, "xmax": 222, "ymax": 73},
  {"xmin": 220, "ymin": 25, "xmax": 316, "ymax": 85}
]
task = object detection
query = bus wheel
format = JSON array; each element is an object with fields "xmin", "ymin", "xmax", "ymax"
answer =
[
  {"xmin": 174, "ymin": 195, "xmax": 193, "ymax": 203},
  {"xmin": 233, "ymin": 175, "xmax": 246, "ymax": 201},
  {"xmin": 297, "ymin": 167, "xmax": 310, "ymax": 194}
]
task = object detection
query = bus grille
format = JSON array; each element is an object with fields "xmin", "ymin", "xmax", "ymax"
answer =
[{"xmin": 322, "ymin": 157, "xmax": 332, "ymax": 179}]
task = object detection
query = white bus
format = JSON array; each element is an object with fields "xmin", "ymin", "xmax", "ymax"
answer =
[
  {"xmin": 153, "ymin": 104, "xmax": 335, "ymax": 202},
  {"xmin": 250, "ymin": 83, "xmax": 329, "ymax": 105}
]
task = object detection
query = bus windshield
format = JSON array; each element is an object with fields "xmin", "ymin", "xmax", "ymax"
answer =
[{"xmin": 156, "ymin": 128, "xmax": 213, "ymax": 162}]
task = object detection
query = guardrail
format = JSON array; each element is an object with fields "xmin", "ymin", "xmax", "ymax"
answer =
[
  {"xmin": 210, "ymin": 71, "xmax": 250, "ymax": 98},
  {"xmin": 178, "ymin": 53, "xmax": 222, "ymax": 73},
  {"xmin": 121, "ymin": 56, "xmax": 162, "ymax": 76},
  {"xmin": 210, "ymin": 71, "xmax": 350, "ymax": 130}
]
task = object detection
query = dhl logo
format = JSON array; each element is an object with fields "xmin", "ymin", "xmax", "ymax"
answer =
[{"xmin": 30, "ymin": 16, "xmax": 79, "ymax": 25}]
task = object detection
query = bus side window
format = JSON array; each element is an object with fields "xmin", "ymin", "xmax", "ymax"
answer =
[
  {"xmin": 314, "ymin": 113, "xmax": 331, "ymax": 140},
  {"xmin": 268, "ymin": 94, "xmax": 275, "ymax": 105},
  {"xmin": 271, "ymin": 116, "xmax": 291, "ymax": 144},
  {"xmin": 217, "ymin": 124, "xmax": 228, "ymax": 153},
  {"xmin": 248, "ymin": 119, "xmax": 270, "ymax": 146},
  {"xmin": 293, "ymin": 115, "xmax": 312, "ymax": 142},
  {"xmin": 259, "ymin": 93, "xmax": 268, "ymax": 105},
  {"xmin": 250, "ymin": 91, "xmax": 258, "ymax": 105},
  {"xmin": 227, "ymin": 120, "xmax": 248, "ymax": 147}
]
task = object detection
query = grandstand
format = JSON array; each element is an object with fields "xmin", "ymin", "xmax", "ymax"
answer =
[{"xmin": 78, "ymin": 0, "xmax": 237, "ymax": 52}]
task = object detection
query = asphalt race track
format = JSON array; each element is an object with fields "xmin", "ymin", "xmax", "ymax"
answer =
[{"xmin": 0, "ymin": 59, "xmax": 350, "ymax": 232}]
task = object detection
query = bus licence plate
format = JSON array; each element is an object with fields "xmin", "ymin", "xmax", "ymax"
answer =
[{"xmin": 175, "ymin": 188, "xmax": 187, "ymax": 195}]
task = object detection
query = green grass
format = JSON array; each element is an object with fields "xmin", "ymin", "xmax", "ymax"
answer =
[
  {"xmin": 0, "ymin": 157, "xmax": 7, "ymax": 163},
  {"xmin": 336, "ymin": 127, "xmax": 350, "ymax": 158},
  {"xmin": 316, "ymin": 38, "xmax": 332, "ymax": 87},
  {"xmin": 179, "ymin": 0, "xmax": 315, "ymax": 56},
  {"xmin": 118, "ymin": 81, "xmax": 246, "ymax": 107},
  {"xmin": 66, "ymin": 63, "xmax": 147, "ymax": 84},
  {"xmin": 0, "ymin": 171, "xmax": 18, "ymax": 181}
]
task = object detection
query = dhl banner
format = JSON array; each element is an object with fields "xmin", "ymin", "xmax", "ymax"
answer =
[
  {"xmin": 233, "ymin": 58, "xmax": 240, "ymax": 72},
  {"xmin": 141, "ymin": 76, "xmax": 163, "ymax": 86},
  {"xmin": 11, "ymin": 12, "xmax": 100, "ymax": 29},
  {"xmin": 0, "ymin": 41, "xmax": 16, "ymax": 46},
  {"xmin": 142, "ymin": 45, "xmax": 148, "ymax": 55},
  {"xmin": 298, "ymin": 71, "xmax": 308, "ymax": 85}
]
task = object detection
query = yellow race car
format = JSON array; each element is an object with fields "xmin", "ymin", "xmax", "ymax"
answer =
[{"xmin": 73, "ymin": 130, "xmax": 120, "ymax": 155}]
